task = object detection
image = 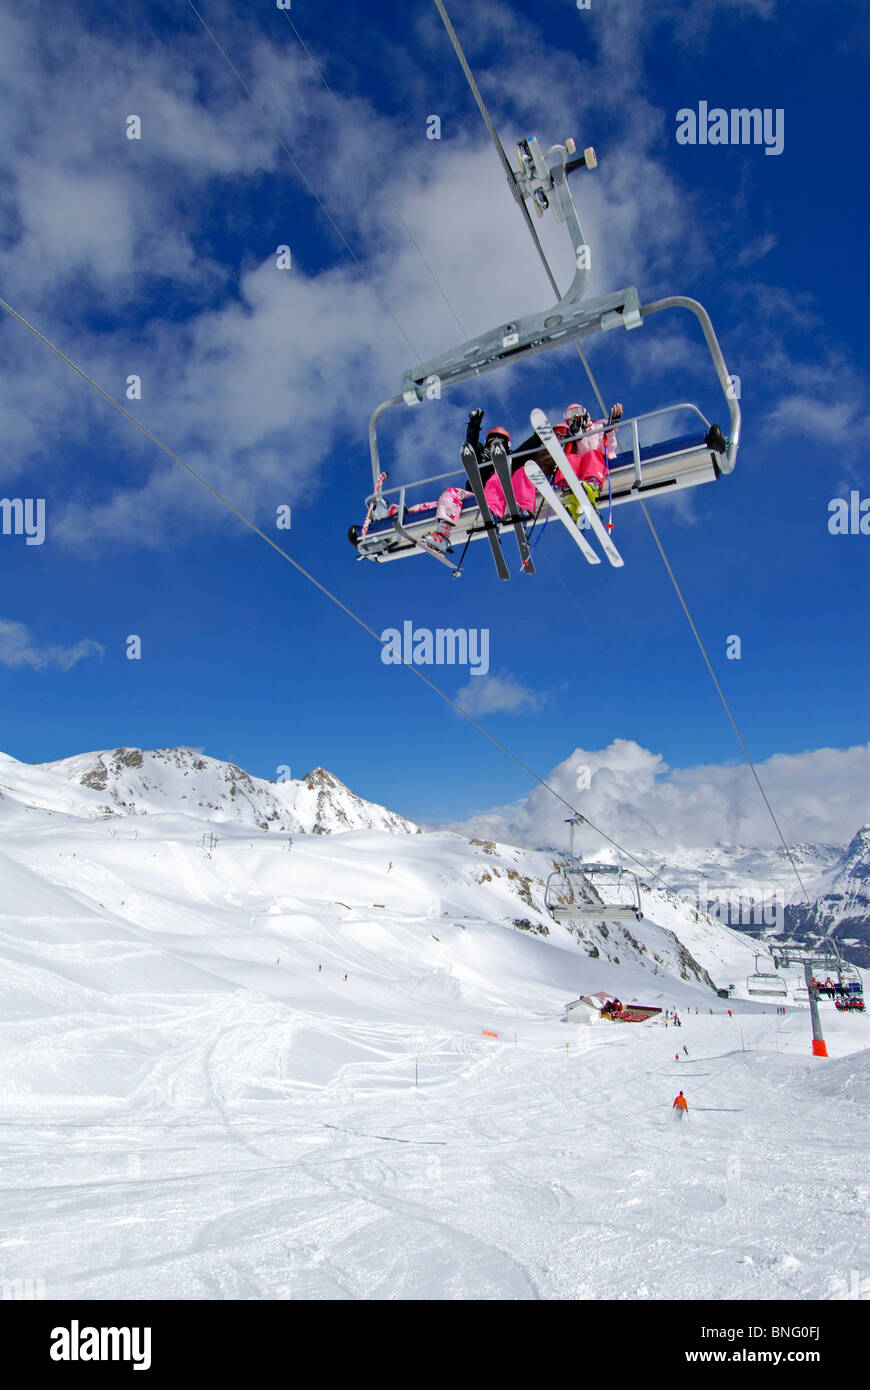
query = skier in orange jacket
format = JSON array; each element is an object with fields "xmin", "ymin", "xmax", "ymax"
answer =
[{"xmin": 673, "ymin": 1091, "xmax": 688, "ymax": 1119}]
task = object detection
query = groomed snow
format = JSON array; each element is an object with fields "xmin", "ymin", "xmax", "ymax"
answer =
[{"xmin": 0, "ymin": 799, "xmax": 867, "ymax": 1300}]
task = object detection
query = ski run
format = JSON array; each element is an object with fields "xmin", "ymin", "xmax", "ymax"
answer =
[{"xmin": 0, "ymin": 749, "xmax": 866, "ymax": 1302}]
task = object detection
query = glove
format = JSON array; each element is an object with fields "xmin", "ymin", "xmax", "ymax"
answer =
[
  {"xmin": 608, "ymin": 403, "xmax": 623, "ymax": 424},
  {"xmin": 468, "ymin": 408, "xmax": 484, "ymax": 426}
]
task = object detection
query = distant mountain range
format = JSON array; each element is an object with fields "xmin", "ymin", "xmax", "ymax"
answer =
[
  {"xmin": 783, "ymin": 827, "xmax": 870, "ymax": 967},
  {"xmin": 1, "ymin": 746, "xmax": 865, "ymax": 986},
  {"xmin": 0, "ymin": 746, "xmax": 421, "ymax": 838},
  {"xmin": 0, "ymin": 744, "xmax": 760, "ymax": 995}
]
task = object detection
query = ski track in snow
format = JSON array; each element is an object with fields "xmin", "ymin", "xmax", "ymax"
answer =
[{"xmin": 0, "ymin": 812, "xmax": 867, "ymax": 1300}]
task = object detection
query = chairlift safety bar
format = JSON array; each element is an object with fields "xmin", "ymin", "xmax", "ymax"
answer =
[
  {"xmin": 363, "ymin": 401, "xmax": 713, "ymax": 510},
  {"xmin": 368, "ymin": 297, "xmax": 740, "ymax": 493}
]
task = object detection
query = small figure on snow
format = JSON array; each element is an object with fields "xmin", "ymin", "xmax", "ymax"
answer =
[{"xmin": 673, "ymin": 1091, "xmax": 688, "ymax": 1120}]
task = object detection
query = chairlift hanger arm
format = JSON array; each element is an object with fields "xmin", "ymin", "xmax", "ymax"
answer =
[
  {"xmin": 637, "ymin": 297, "xmax": 741, "ymax": 473},
  {"xmin": 513, "ymin": 136, "xmax": 595, "ymax": 300}
]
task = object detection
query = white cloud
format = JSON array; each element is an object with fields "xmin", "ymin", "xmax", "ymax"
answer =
[
  {"xmin": 454, "ymin": 671, "xmax": 546, "ymax": 716},
  {"xmin": 447, "ymin": 738, "xmax": 870, "ymax": 852},
  {"xmin": 0, "ymin": 0, "xmax": 863, "ymax": 549},
  {"xmin": 0, "ymin": 618, "xmax": 104, "ymax": 671},
  {"xmin": 0, "ymin": 2, "xmax": 712, "ymax": 543},
  {"xmin": 736, "ymin": 232, "xmax": 778, "ymax": 267}
]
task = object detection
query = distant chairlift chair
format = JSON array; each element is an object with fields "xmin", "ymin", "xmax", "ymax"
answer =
[
  {"xmin": 545, "ymin": 862, "xmax": 643, "ymax": 923},
  {"xmin": 746, "ymin": 953, "xmax": 788, "ymax": 997}
]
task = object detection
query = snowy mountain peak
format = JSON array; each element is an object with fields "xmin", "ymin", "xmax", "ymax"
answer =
[
  {"xmin": 0, "ymin": 746, "xmax": 421, "ymax": 838},
  {"xmin": 838, "ymin": 825, "xmax": 870, "ymax": 881},
  {"xmin": 783, "ymin": 823, "xmax": 870, "ymax": 965},
  {"xmin": 293, "ymin": 765, "xmax": 421, "ymax": 836}
]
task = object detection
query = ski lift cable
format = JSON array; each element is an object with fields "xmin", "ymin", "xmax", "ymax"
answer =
[
  {"xmin": 183, "ymin": 0, "xmax": 422, "ymax": 361},
  {"xmin": 2, "ymin": 21, "xmax": 754, "ymax": 913},
  {"xmin": 638, "ymin": 503, "xmax": 811, "ymax": 903},
  {"xmin": 433, "ymin": 0, "xmax": 811, "ymax": 908},
  {"xmin": 192, "ymin": 5, "xmax": 679, "ymax": 800},
  {"xmin": 187, "ymin": 2, "xmax": 805, "ymax": 910},
  {"xmin": 3, "ymin": 13, "xmax": 676, "ymax": 894},
  {"xmin": 432, "ymin": 0, "xmax": 561, "ymax": 301},
  {"xmin": 276, "ymin": 6, "xmax": 471, "ymax": 343},
  {"xmin": 561, "ymin": 327, "xmax": 810, "ymax": 907},
  {"xmin": 0, "ymin": 295, "xmax": 677, "ymax": 899}
]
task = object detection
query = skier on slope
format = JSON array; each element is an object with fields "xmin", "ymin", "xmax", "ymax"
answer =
[
  {"xmin": 559, "ymin": 402, "xmax": 623, "ymax": 521},
  {"xmin": 673, "ymin": 1091, "xmax": 688, "ymax": 1120}
]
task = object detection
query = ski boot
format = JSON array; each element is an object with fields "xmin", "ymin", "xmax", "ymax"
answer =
[
  {"xmin": 563, "ymin": 479, "xmax": 601, "ymax": 523},
  {"xmin": 423, "ymin": 530, "xmax": 453, "ymax": 555}
]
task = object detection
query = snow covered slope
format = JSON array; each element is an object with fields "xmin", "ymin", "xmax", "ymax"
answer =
[
  {"xmin": 0, "ymin": 747, "xmax": 824, "ymax": 995},
  {"xmin": 0, "ymin": 748, "xmax": 866, "ymax": 1300}
]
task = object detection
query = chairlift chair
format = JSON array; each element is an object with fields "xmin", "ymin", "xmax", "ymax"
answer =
[
  {"xmin": 835, "ymin": 963, "xmax": 863, "ymax": 997},
  {"xmin": 545, "ymin": 861, "xmax": 643, "ymax": 923},
  {"xmin": 746, "ymin": 974, "xmax": 788, "ymax": 997},
  {"xmin": 351, "ymin": 133, "xmax": 741, "ymax": 574},
  {"xmin": 746, "ymin": 952, "xmax": 788, "ymax": 997}
]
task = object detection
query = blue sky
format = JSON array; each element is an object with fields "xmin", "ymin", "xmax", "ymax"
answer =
[{"xmin": 1, "ymin": 0, "xmax": 868, "ymax": 845}]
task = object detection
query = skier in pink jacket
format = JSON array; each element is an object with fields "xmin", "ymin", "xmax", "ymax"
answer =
[
  {"xmin": 423, "ymin": 418, "xmax": 515, "ymax": 553},
  {"xmin": 560, "ymin": 402, "xmax": 623, "ymax": 520},
  {"xmin": 482, "ymin": 442, "xmax": 538, "ymax": 520}
]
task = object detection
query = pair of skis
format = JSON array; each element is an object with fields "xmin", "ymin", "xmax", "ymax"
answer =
[
  {"xmin": 461, "ymin": 441, "xmax": 534, "ymax": 581},
  {"xmin": 461, "ymin": 411, "xmax": 623, "ymax": 577},
  {"xmin": 526, "ymin": 408, "xmax": 623, "ymax": 568}
]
